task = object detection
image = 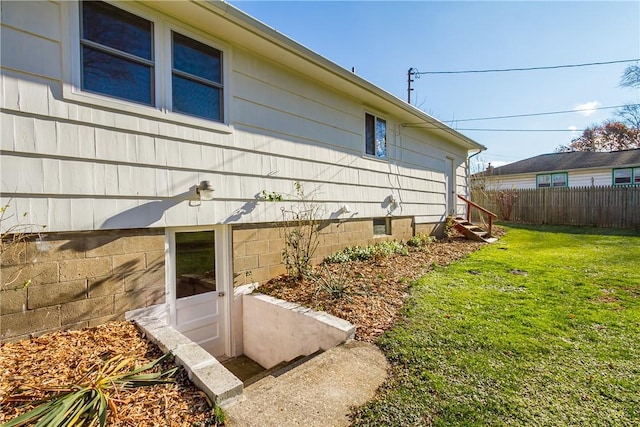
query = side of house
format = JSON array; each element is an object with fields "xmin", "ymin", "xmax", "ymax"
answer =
[
  {"xmin": 476, "ymin": 150, "xmax": 640, "ymax": 190},
  {"xmin": 1, "ymin": 1, "xmax": 483, "ymax": 350}
]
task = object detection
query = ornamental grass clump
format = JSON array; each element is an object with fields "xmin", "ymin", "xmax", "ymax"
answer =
[{"xmin": 3, "ymin": 353, "xmax": 178, "ymax": 427}]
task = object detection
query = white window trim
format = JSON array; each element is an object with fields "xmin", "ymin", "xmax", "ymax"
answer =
[{"xmin": 62, "ymin": 0, "xmax": 232, "ymax": 134}]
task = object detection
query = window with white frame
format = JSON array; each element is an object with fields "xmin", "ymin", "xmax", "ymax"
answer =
[
  {"xmin": 172, "ymin": 32, "xmax": 223, "ymax": 121},
  {"xmin": 537, "ymin": 173, "xmax": 567, "ymax": 188},
  {"xmin": 78, "ymin": 1, "xmax": 225, "ymax": 123},
  {"xmin": 365, "ymin": 113, "xmax": 387, "ymax": 159},
  {"xmin": 81, "ymin": 1, "xmax": 154, "ymax": 105}
]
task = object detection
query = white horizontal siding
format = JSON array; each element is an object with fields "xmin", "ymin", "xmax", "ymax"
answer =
[
  {"xmin": 1, "ymin": 1, "xmax": 470, "ymax": 232},
  {"xmin": 485, "ymin": 168, "xmax": 618, "ymax": 190}
]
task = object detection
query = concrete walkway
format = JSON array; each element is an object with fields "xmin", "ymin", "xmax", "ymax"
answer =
[{"xmin": 225, "ymin": 341, "xmax": 389, "ymax": 427}]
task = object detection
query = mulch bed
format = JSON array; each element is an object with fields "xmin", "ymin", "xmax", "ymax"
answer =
[
  {"xmin": 0, "ymin": 322, "xmax": 217, "ymax": 426},
  {"xmin": 258, "ymin": 236, "xmax": 489, "ymax": 342},
  {"xmin": 1, "ymin": 232, "xmax": 497, "ymax": 425}
]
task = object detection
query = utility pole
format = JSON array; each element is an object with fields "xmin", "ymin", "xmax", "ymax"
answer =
[{"xmin": 407, "ymin": 68, "xmax": 414, "ymax": 104}]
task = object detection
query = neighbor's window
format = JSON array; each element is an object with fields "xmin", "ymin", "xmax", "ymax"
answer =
[
  {"xmin": 635, "ymin": 168, "xmax": 640, "ymax": 184},
  {"xmin": 613, "ymin": 168, "xmax": 632, "ymax": 185},
  {"xmin": 552, "ymin": 173, "xmax": 567, "ymax": 187},
  {"xmin": 80, "ymin": 1, "xmax": 154, "ymax": 105},
  {"xmin": 365, "ymin": 113, "xmax": 387, "ymax": 159},
  {"xmin": 373, "ymin": 218, "xmax": 391, "ymax": 236},
  {"xmin": 537, "ymin": 173, "xmax": 567, "ymax": 188},
  {"xmin": 172, "ymin": 32, "xmax": 223, "ymax": 121},
  {"xmin": 537, "ymin": 174, "xmax": 551, "ymax": 188}
]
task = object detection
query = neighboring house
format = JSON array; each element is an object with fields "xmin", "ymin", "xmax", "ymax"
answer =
[
  {"xmin": 0, "ymin": 0, "xmax": 484, "ymax": 357},
  {"xmin": 475, "ymin": 149, "xmax": 640, "ymax": 190}
]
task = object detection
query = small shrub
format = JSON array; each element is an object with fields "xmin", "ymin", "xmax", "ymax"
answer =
[
  {"xmin": 323, "ymin": 240, "xmax": 408, "ymax": 264},
  {"xmin": 324, "ymin": 245, "xmax": 376, "ymax": 263},
  {"xmin": 407, "ymin": 233, "xmax": 435, "ymax": 248},
  {"xmin": 375, "ymin": 240, "xmax": 408, "ymax": 257},
  {"xmin": 314, "ymin": 264, "xmax": 351, "ymax": 301}
]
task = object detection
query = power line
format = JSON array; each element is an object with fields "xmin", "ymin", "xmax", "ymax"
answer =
[
  {"xmin": 448, "ymin": 104, "xmax": 637, "ymax": 123},
  {"xmin": 412, "ymin": 59, "xmax": 639, "ymax": 75},
  {"xmin": 402, "ymin": 104, "xmax": 636, "ymax": 126},
  {"xmin": 403, "ymin": 125, "xmax": 585, "ymax": 132}
]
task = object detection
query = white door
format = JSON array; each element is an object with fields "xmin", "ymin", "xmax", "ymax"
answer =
[
  {"xmin": 446, "ymin": 157, "xmax": 456, "ymax": 215},
  {"xmin": 167, "ymin": 226, "xmax": 232, "ymax": 357}
]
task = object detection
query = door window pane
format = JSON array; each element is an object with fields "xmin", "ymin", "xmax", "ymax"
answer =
[{"xmin": 175, "ymin": 231, "xmax": 216, "ymax": 299}]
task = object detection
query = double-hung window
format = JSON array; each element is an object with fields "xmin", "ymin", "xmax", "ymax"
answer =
[
  {"xmin": 365, "ymin": 113, "xmax": 387, "ymax": 159},
  {"xmin": 537, "ymin": 172, "xmax": 567, "ymax": 188},
  {"xmin": 172, "ymin": 32, "xmax": 223, "ymax": 121},
  {"xmin": 80, "ymin": 1, "xmax": 154, "ymax": 105},
  {"xmin": 78, "ymin": 1, "xmax": 225, "ymax": 124},
  {"xmin": 613, "ymin": 168, "xmax": 640, "ymax": 185}
]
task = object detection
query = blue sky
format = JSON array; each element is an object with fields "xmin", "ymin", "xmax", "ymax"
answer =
[{"xmin": 229, "ymin": 0, "xmax": 640, "ymax": 171}]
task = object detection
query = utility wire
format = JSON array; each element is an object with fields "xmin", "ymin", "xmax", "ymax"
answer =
[
  {"xmin": 413, "ymin": 59, "xmax": 639, "ymax": 75},
  {"xmin": 402, "ymin": 104, "xmax": 636, "ymax": 126},
  {"xmin": 404, "ymin": 125, "xmax": 586, "ymax": 132},
  {"xmin": 448, "ymin": 104, "xmax": 637, "ymax": 123}
]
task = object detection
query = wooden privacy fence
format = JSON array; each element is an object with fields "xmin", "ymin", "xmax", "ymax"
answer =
[{"xmin": 470, "ymin": 186, "xmax": 640, "ymax": 230}]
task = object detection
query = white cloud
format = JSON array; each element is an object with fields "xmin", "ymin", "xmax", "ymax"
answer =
[
  {"xmin": 488, "ymin": 160, "xmax": 509, "ymax": 168},
  {"xmin": 574, "ymin": 101, "xmax": 600, "ymax": 116},
  {"xmin": 568, "ymin": 125, "xmax": 578, "ymax": 132}
]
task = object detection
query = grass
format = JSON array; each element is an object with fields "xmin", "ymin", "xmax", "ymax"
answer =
[{"xmin": 351, "ymin": 225, "xmax": 640, "ymax": 426}]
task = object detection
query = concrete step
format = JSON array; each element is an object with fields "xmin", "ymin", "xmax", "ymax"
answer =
[{"xmin": 225, "ymin": 341, "xmax": 388, "ymax": 427}]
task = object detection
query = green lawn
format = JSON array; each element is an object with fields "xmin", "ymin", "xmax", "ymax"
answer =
[{"xmin": 352, "ymin": 225, "xmax": 640, "ymax": 426}]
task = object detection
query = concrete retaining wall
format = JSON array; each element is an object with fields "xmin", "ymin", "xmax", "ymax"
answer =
[{"xmin": 242, "ymin": 293, "xmax": 355, "ymax": 369}]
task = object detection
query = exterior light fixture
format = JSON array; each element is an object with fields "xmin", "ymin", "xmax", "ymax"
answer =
[
  {"xmin": 196, "ymin": 180, "xmax": 215, "ymax": 201},
  {"xmin": 388, "ymin": 195, "xmax": 399, "ymax": 209},
  {"xmin": 339, "ymin": 204, "xmax": 351, "ymax": 214}
]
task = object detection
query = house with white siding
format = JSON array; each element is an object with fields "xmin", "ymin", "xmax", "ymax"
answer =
[
  {"xmin": 475, "ymin": 149, "xmax": 640, "ymax": 190},
  {"xmin": 1, "ymin": 0, "xmax": 485, "ymax": 358}
]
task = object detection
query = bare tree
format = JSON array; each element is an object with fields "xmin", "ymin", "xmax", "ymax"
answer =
[
  {"xmin": 620, "ymin": 65, "xmax": 640, "ymax": 89},
  {"xmin": 616, "ymin": 103, "xmax": 640, "ymax": 130}
]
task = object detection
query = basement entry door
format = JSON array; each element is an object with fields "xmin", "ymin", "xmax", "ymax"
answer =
[{"xmin": 168, "ymin": 227, "xmax": 232, "ymax": 357}]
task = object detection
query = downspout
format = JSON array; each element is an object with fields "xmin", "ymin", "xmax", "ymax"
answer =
[{"xmin": 465, "ymin": 148, "xmax": 485, "ymax": 207}]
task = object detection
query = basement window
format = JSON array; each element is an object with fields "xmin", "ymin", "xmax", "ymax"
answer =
[{"xmin": 373, "ymin": 218, "xmax": 391, "ymax": 236}]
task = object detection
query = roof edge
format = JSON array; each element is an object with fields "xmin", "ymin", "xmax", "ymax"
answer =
[{"xmin": 204, "ymin": 1, "xmax": 485, "ymax": 152}]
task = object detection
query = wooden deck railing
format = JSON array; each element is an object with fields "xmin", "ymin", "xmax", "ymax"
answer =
[{"xmin": 457, "ymin": 194, "xmax": 497, "ymax": 237}]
